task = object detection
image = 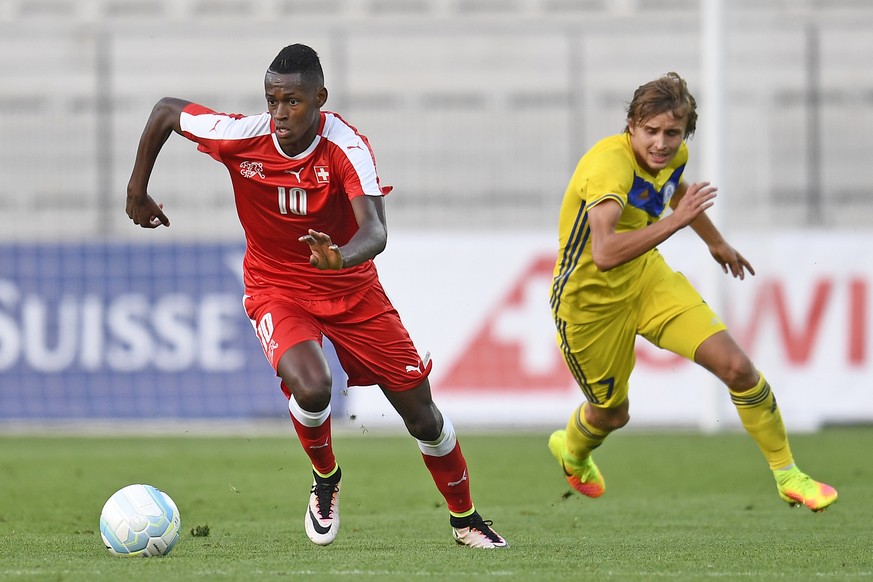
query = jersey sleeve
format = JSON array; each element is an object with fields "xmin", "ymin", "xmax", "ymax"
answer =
[
  {"xmin": 179, "ymin": 103, "xmax": 224, "ymax": 162},
  {"xmin": 334, "ymin": 149, "xmax": 390, "ymax": 199},
  {"xmin": 179, "ymin": 103, "xmax": 265, "ymax": 163},
  {"xmin": 323, "ymin": 113, "xmax": 392, "ymax": 199},
  {"xmin": 584, "ymin": 147, "xmax": 634, "ymax": 210}
]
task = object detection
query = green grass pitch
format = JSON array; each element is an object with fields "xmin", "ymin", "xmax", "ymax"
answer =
[{"xmin": 0, "ymin": 426, "xmax": 871, "ymax": 580}]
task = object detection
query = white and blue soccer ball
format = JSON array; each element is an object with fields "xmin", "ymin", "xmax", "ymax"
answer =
[{"xmin": 99, "ymin": 484, "xmax": 181, "ymax": 557}]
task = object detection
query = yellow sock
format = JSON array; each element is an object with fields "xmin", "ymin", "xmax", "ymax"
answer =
[
  {"xmin": 564, "ymin": 403, "xmax": 609, "ymax": 460},
  {"xmin": 729, "ymin": 373, "xmax": 794, "ymax": 470}
]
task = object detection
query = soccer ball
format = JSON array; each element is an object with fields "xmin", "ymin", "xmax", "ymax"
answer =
[{"xmin": 99, "ymin": 484, "xmax": 181, "ymax": 557}]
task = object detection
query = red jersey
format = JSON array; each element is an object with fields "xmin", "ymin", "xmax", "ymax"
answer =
[{"xmin": 179, "ymin": 103, "xmax": 391, "ymax": 298}]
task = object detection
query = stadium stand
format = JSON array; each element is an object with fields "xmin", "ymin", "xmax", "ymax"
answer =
[{"xmin": 0, "ymin": 0, "xmax": 871, "ymax": 240}]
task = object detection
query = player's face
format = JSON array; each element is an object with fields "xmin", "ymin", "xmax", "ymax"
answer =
[
  {"xmin": 265, "ymin": 71, "xmax": 327, "ymax": 156},
  {"xmin": 627, "ymin": 111, "xmax": 687, "ymax": 175}
]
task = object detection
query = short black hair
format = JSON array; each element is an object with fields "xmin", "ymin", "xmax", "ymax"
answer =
[{"xmin": 268, "ymin": 44, "xmax": 324, "ymax": 85}]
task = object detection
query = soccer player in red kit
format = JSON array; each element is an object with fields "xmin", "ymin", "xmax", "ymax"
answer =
[{"xmin": 125, "ymin": 43, "xmax": 507, "ymax": 549}]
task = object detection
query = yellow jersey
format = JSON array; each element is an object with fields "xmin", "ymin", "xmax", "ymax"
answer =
[{"xmin": 550, "ymin": 133, "xmax": 688, "ymax": 323}]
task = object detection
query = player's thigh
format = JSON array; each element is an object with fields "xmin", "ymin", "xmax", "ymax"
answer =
[
  {"xmin": 637, "ymin": 263, "xmax": 726, "ymax": 361},
  {"xmin": 556, "ymin": 315, "xmax": 635, "ymax": 408},
  {"xmin": 326, "ymin": 283, "xmax": 430, "ymax": 392},
  {"xmin": 657, "ymin": 303, "xmax": 728, "ymax": 362},
  {"xmin": 244, "ymin": 294, "xmax": 323, "ymax": 371}
]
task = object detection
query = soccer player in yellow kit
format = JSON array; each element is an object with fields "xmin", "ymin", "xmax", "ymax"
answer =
[{"xmin": 548, "ymin": 72, "xmax": 837, "ymax": 512}]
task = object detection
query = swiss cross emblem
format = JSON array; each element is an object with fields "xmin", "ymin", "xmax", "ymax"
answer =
[
  {"xmin": 315, "ymin": 166, "xmax": 330, "ymax": 183},
  {"xmin": 440, "ymin": 255, "xmax": 575, "ymax": 393}
]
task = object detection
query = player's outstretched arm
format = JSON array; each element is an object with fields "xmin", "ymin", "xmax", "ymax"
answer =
[
  {"xmin": 299, "ymin": 195, "xmax": 388, "ymax": 270},
  {"xmin": 589, "ymin": 182, "xmax": 715, "ymax": 271},
  {"xmin": 126, "ymin": 97, "xmax": 191, "ymax": 229},
  {"xmin": 672, "ymin": 182, "xmax": 756, "ymax": 280}
]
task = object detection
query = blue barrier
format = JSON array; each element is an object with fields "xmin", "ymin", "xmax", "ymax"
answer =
[{"xmin": 0, "ymin": 243, "xmax": 345, "ymax": 421}]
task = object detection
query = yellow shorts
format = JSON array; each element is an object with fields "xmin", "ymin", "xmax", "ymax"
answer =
[{"xmin": 555, "ymin": 253, "xmax": 726, "ymax": 408}]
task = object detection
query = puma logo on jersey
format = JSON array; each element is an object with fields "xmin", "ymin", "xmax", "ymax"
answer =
[
  {"xmin": 405, "ymin": 364, "xmax": 421, "ymax": 374},
  {"xmin": 346, "ymin": 143, "xmax": 363, "ymax": 150},
  {"xmin": 209, "ymin": 119, "xmax": 221, "ymax": 132},
  {"xmin": 284, "ymin": 167, "xmax": 304, "ymax": 183}
]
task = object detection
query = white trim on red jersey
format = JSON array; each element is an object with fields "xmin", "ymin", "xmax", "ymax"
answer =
[
  {"xmin": 180, "ymin": 110, "xmax": 271, "ymax": 141},
  {"xmin": 321, "ymin": 113, "xmax": 383, "ymax": 197},
  {"xmin": 181, "ymin": 108, "xmax": 384, "ymax": 197},
  {"xmin": 271, "ymin": 133, "xmax": 321, "ymax": 161}
]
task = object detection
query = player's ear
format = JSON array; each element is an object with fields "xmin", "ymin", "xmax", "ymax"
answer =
[{"xmin": 317, "ymin": 87, "xmax": 328, "ymax": 107}]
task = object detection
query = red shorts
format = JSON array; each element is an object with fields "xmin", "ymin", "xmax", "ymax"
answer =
[{"xmin": 243, "ymin": 281, "xmax": 432, "ymax": 392}]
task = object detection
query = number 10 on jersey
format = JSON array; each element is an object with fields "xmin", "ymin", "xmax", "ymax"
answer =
[{"xmin": 278, "ymin": 187, "xmax": 307, "ymax": 216}]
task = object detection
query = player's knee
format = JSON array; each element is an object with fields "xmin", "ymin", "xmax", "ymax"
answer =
[
  {"xmin": 406, "ymin": 416, "xmax": 442, "ymax": 442},
  {"xmin": 587, "ymin": 404, "xmax": 629, "ymax": 432},
  {"xmin": 719, "ymin": 355, "xmax": 758, "ymax": 390},
  {"xmin": 282, "ymin": 373, "xmax": 332, "ymax": 411},
  {"xmin": 603, "ymin": 410, "xmax": 630, "ymax": 431},
  {"xmin": 402, "ymin": 407, "xmax": 442, "ymax": 441}
]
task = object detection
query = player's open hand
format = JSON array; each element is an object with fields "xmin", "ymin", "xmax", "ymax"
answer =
[
  {"xmin": 299, "ymin": 229, "xmax": 344, "ymax": 270},
  {"xmin": 709, "ymin": 241, "xmax": 756, "ymax": 280},
  {"xmin": 672, "ymin": 181, "xmax": 716, "ymax": 228},
  {"xmin": 126, "ymin": 192, "xmax": 170, "ymax": 228}
]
